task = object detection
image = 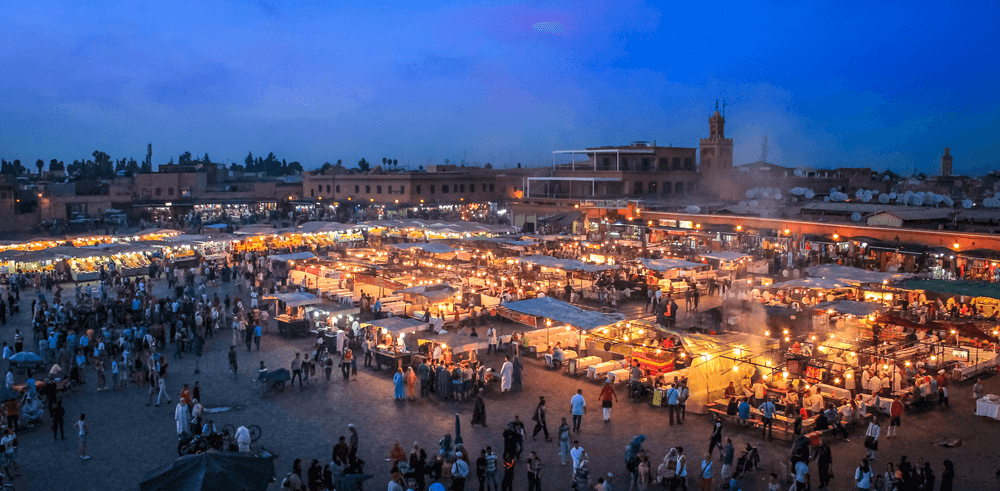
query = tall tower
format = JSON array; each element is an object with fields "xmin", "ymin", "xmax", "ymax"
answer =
[
  {"xmin": 699, "ymin": 106, "xmax": 734, "ymax": 198},
  {"xmin": 941, "ymin": 147, "xmax": 953, "ymax": 176}
]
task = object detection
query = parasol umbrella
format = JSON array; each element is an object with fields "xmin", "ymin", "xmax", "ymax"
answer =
[
  {"xmin": 454, "ymin": 413, "xmax": 463, "ymax": 445},
  {"xmin": 9, "ymin": 352, "xmax": 42, "ymax": 363},
  {"xmin": 0, "ymin": 389, "xmax": 19, "ymax": 403},
  {"xmin": 139, "ymin": 452, "xmax": 276, "ymax": 491}
]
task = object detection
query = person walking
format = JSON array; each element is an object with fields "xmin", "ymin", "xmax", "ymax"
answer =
[
  {"xmin": 707, "ymin": 417, "xmax": 722, "ymax": 457},
  {"xmin": 451, "ymin": 451, "xmax": 470, "ymax": 491},
  {"xmin": 854, "ymin": 458, "xmax": 873, "ymax": 490},
  {"xmin": 228, "ymin": 346, "xmax": 238, "ymax": 380},
  {"xmin": 758, "ymin": 396, "xmax": 776, "ymax": 440},
  {"xmin": 500, "ymin": 453, "xmax": 515, "ymax": 491},
  {"xmin": 51, "ymin": 399, "xmax": 65, "ymax": 441},
  {"xmin": 301, "ymin": 354, "xmax": 312, "ymax": 386},
  {"xmin": 253, "ymin": 324, "xmax": 261, "ymax": 351},
  {"xmin": 341, "ymin": 349, "xmax": 353, "ymax": 381},
  {"xmin": 476, "ymin": 449, "xmax": 488, "ymax": 491},
  {"xmin": 291, "ymin": 353, "xmax": 303, "ymax": 387},
  {"xmin": 666, "ymin": 383, "xmax": 681, "ymax": 426},
  {"xmin": 324, "ymin": 354, "xmax": 334, "ymax": 382},
  {"xmin": 812, "ymin": 437, "xmax": 833, "ymax": 489},
  {"xmin": 484, "ymin": 446, "xmax": 499, "ymax": 491},
  {"xmin": 864, "ymin": 417, "xmax": 881, "ymax": 463},
  {"xmin": 526, "ymin": 451, "xmax": 542, "ymax": 491},
  {"xmin": 599, "ymin": 379, "xmax": 618, "ymax": 422},
  {"xmin": 940, "ymin": 460, "xmax": 954, "ymax": 491},
  {"xmin": 698, "ymin": 453, "xmax": 712, "ymax": 491},
  {"xmin": 558, "ymin": 417, "xmax": 571, "ymax": 465},
  {"xmin": 531, "ymin": 397, "xmax": 550, "ymax": 441},
  {"xmin": 73, "ymin": 413, "xmax": 90, "ymax": 460},
  {"xmin": 570, "ymin": 389, "xmax": 586, "ymax": 433},
  {"xmin": 156, "ymin": 375, "xmax": 170, "ymax": 407},
  {"xmin": 472, "ymin": 389, "xmax": 487, "ymax": 427}
]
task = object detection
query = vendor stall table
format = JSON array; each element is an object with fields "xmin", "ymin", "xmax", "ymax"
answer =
[
  {"xmin": 375, "ymin": 349, "xmax": 414, "ymax": 372},
  {"xmin": 588, "ymin": 360, "xmax": 626, "ymax": 380},
  {"xmin": 976, "ymin": 396, "xmax": 1000, "ymax": 420},
  {"xmin": 568, "ymin": 356, "xmax": 603, "ymax": 375},
  {"xmin": 814, "ymin": 383, "xmax": 852, "ymax": 401},
  {"xmin": 277, "ymin": 316, "xmax": 310, "ymax": 338}
]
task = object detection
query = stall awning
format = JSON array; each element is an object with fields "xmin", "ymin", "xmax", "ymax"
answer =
[
  {"xmin": 390, "ymin": 243, "xmax": 458, "ymax": 254},
  {"xmin": 806, "ymin": 264, "xmax": 914, "ymax": 285},
  {"xmin": 419, "ymin": 332, "xmax": 489, "ymax": 354},
  {"xmin": 499, "ymin": 297, "xmax": 624, "ymax": 330},
  {"xmin": 262, "ymin": 292, "xmax": 321, "ymax": 307},
  {"xmin": 772, "ymin": 277, "xmax": 851, "ymax": 290},
  {"xmin": 700, "ymin": 251, "xmax": 752, "ymax": 262},
  {"xmin": 362, "ymin": 317, "xmax": 428, "ymax": 334},
  {"xmin": 393, "ymin": 283, "xmax": 459, "ymax": 302},
  {"xmin": 903, "ymin": 279, "xmax": 1000, "ymax": 300},
  {"xmin": 638, "ymin": 258, "xmax": 706, "ymax": 272},
  {"xmin": 813, "ymin": 300, "xmax": 887, "ymax": 316},
  {"xmin": 270, "ymin": 252, "xmax": 316, "ymax": 262},
  {"xmin": 518, "ymin": 255, "xmax": 619, "ymax": 273}
]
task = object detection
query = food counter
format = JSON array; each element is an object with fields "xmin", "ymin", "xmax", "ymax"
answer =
[
  {"xmin": 277, "ymin": 315, "xmax": 310, "ymax": 338},
  {"xmin": 374, "ymin": 347, "xmax": 414, "ymax": 371}
]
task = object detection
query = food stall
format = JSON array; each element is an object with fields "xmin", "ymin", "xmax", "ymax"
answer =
[
  {"xmin": 362, "ymin": 317, "xmax": 427, "ymax": 370},
  {"xmin": 638, "ymin": 258, "xmax": 712, "ymax": 293},
  {"xmin": 265, "ymin": 292, "xmax": 322, "ymax": 338},
  {"xmin": 588, "ymin": 319, "xmax": 682, "ymax": 377},
  {"xmin": 417, "ymin": 332, "xmax": 489, "ymax": 365},
  {"xmin": 497, "ymin": 296, "xmax": 625, "ymax": 356}
]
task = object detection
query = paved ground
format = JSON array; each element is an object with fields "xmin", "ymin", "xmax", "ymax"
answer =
[{"xmin": 3, "ymin": 281, "xmax": 999, "ymax": 490}]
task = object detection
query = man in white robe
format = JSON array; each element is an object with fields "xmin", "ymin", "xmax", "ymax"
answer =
[{"xmin": 500, "ymin": 356, "xmax": 514, "ymax": 392}]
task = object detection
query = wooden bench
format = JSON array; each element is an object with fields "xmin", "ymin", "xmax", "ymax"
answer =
[{"xmin": 709, "ymin": 408, "xmax": 762, "ymax": 429}]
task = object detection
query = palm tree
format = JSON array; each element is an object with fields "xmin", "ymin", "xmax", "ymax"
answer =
[
  {"xmin": 382, "ymin": 158, "xmax": 387, "ymax": 168},
  {"xmin": 36, "ymin": 159, "xmax": 44, "ymax": 176}
]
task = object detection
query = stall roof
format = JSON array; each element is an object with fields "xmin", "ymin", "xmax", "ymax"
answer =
[
  {"xmin": 296, "ymin": 221, "xmax": 368, "ymax": 234},
  {"xmin": 233, "ymin": 225, "xmax": 280, "ymax": 236},
  {"xmin": 269, "ymin": 252, "xmax": 316, "ymax": 262},
  {"xmin": 262, "ymin": 292, "xmax": 321, "ymax": 307},
  {"xmin": 700, "ymin": 251, "xmax": 752, "ymax": 262},
  {"xmin": 518, "ymin": 254, "xmax": 619, "ymax": 273},
  {"xmin": 806, "ymin": 264, "xmax": 914, "ymax": 285},
  {"xmin": 904, "ymin": 279, "xmax": 1000, "ymax": 300},
  {"xmin": 501, "ymin": 297, "xmax": 624, "ymax": 330},
  {"xmin": 638, "ymin": 258, "xmax": 706, "ymax": 272},
  {"xmin": 419, "ymin": 332, "xmax": 489, "ymax": 354},
  {"xmin": 393, "ymin": 282, "xmax": 459, "ymax": 302},
  {"xmin": 813, "ymin": 300, "xmax": 887, "ymax": 316},
  {"xmin": 362, "ymin": 317, "xmax": 427, "ymax": 334},
  {"xmin": 772, "ymin": 277, "xmax": 851, "ymax": 290},
  {"xmin": 390, "ymin": 243, "xmax": 458, "ymax": 254}
]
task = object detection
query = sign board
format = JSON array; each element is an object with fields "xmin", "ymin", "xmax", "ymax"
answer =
[
  {"xmin": 583, "ymin": 199, "xmax": 628, "ymax": 209},
  {"xmin": 610, "ymin": 343, "xmax": 634, "ymax": 357},
  {"xmin": 496, "ymin": 307, "xmax": 538, "ymax": 328}
]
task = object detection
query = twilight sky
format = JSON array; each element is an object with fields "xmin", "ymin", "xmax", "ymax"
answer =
[{"xmin": 1, "ymin": 0, "xmax": 998, "ymax": 175}]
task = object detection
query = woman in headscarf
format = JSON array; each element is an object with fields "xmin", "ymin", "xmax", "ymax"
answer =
[
  {"xmin": 405, "ymin": 367, "xmax": 417, "ymax": 400},
  {"xmin": 471, "ymin": 389, "xmax": 487, "ymax": 427},
  {"xmin": 393, "ymin": 367, "xmax": 406, "ymax": 400}
]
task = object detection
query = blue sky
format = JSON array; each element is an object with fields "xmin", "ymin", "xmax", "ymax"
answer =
[{"xmin": 1, "ymin": 0, "xmax": 998, "ymax": 175}]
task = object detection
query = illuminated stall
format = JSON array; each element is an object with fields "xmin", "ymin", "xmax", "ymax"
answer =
[{"xmin": 265, "ymin": 292, "xmax": 322, "ymax": 338}]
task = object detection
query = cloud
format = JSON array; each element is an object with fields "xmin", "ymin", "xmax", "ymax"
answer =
[{"xmin": 531, "ymin": 22, "xmax": 564, "ymax": 34}]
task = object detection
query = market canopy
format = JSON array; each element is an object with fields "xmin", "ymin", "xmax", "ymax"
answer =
[
  {"xmin": 419, "ymin": 332, "xmax": 489, "ymax": 354},
  {"xmin": 498, "ymin": 297, "xmax": 624, "ymax": 330},
  {"xmin": 700, "ymin": 251, "xmax": 752, "ymax": 262},
  {"xmin": 806, "ymin": 264, "xmax": 914, "ymax": 285},
  {"xmin": 262, "ymin": 292, "xmax": 321, "ymax": 307},
  {"xmin": 518, "ymin": 254, "xmax": 619, "ymax": 273},
  {"xmin": 362, "ymin": 317, "xmax": 427, "ymax": 334},
  {"xmin": 638, "ymin": 258, "xmax": 705, "ymax": 272},
  {"xmin": 269, "ymin": 251, "xmax": 316, "ymax": 262},
  {"xmin": 139, "ymin": 452, "xmax": 276, "ymax": 491},
  {"xmin": 393, "ymin": 282, "xmax": 459, "ymax": 302},
  {"xmin": 390, "ymin": 243, "xmax": 459, "ymax": 254},
  {"xmin": 813, "ymin": 300, "xmax": 888, "ymax": 316},
  {"xmin": 203, "ymin": 223, "xmax": 229, "ymax": 229},
  {"xmin": 772, "ymin": 277, "xmax": 851, "ymax": 290},
  {"xmin": 297, "ymin": 221, "xmax": 367, "ymax": 234}
]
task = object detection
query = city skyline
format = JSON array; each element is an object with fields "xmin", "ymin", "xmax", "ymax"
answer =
[{"xmin": 1, "ymin": 1, "xmax": 998, "ymax": 175}]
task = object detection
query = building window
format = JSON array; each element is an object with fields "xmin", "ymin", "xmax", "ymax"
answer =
[
  {"xmin": 416, "ymin": 185, "xmax": 421, "ymax": 194},
  {"xmin": 621, "ymin": 158, "xmax": 630, "ymax": 171},
  {"xmin": 365, "ymin": 185, "xmax": 371, "ymax": 194},
  {"xmin": 601, "ymin": 158, "xmax": 611, "ymax": 170},
  {"xmin": 633, "ymin": 181, "xmax": 643, "ymax": 194},
  {"xmin": 387, "ymin": 186, "xmax": 392, "ymax": 194},
  {"xmin": 336, "ymin": 185, "xmax": 340, "ymax": 193},
  {"xmin": 648, "ymin": 182, "xmax": 657, "ymax": 194},
  {"xmin": 684, "ymin": 158, "xmax": 694, "ymax": 170},
  {"xmin": 317, "ymin": 185, "xmax": 322, "ymax": 193},
  {"xmin": 460, "ymin": 184, "xmax": 466, "ymax": 193},
  {"xmin": 658, "ymin": 158, "xmax": 669, "ymax": 171},
  {"xmin": 169, "ymin": 188, "xmax": 175, "ymax": 196},
  {"xmin": 430, "ymin": 185, "xmax": 435, "ymax": 194},
  {"xmin": 311, "ymin": 189, "xmax": 315, "ymax": 197},
  {"xmin": 354, "ymin": 185, "xmax": 359, "ymax": 193},
  {"xmin": 326, "ymin": 185, "xmax": 331, "ymax": 193},
  {"xmin": 155, "ymin": 188, "xmax": 161, "ymax": 197},
  {"xmin": 672, "ymin": 158, "xmax": 681, "ymax": 170},
  {"xmin": 675, "ymin": 182, "xmax": 684, "ymax": 194},
  {"xmin": 489, "ymin": 184, "xmax": 495, "ymax": 192},
  {"xmin": 662, "ymin": 182, "xmax": 671, "ymax": 195},
  {"xmin": 442, "ymin": 185, "xmax": 449, "ymax": 193},
  {"xmin": 399, "ymin": 186, "xmax": 405, "ymax": 194},
  {"xmin": 376, "ymin": 186, "xmax": 382, "ymax": 194},
  {"xmin": 641, "ymin": 158, "xmax": 650, "ymax": 171}
]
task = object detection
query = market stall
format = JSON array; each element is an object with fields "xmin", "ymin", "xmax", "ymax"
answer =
[
  {"xmin": 417, "ymin": 332, "xmax": 489, "ymax": 365},
  {"xmin": 362, "ymin": 317, "xmax": 427, "ymax": 370},
  {"xmin": 497, "ymin": 297, "xmax": 625, "ymax": 355},
  {"xmin": 265, "ymin": 292, "xmax": 322, "ymax": 338}
]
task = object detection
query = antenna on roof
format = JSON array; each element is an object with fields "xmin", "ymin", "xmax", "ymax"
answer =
[
  {"xmin": 761, "ymin": 136, "xmax": 768, "ymax": 163},
  {"xmin": 722, "ymin": 99, "xmax": 728, "ymax": 118}
]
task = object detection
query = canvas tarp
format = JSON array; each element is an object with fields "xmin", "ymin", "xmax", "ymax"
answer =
[
  {"xmin": 419, "ymin": 332, "xmax": 489, "ymax": 354},
  {"xmin": 806, "ymin": 264, "xmax": 914, "ymax": 285},
  {"xmin": 518, "ymin": 254, "xmax": 619, "ymax": 273},
  {"xmin": 262, "ymin": 292, "xmax": 321, "ymax": 307},
  {"xmin": 638, "ymin": 258, "xmax": 705, "ymax": 272},
  {"xmin": 391, "ymin": 243, "xmax": 459, "ymax": 254},
  {"xmin": 498, "ymin": 297, "xmax": 624, "ymax": 330},
  {"xmin": 393, "ymin": 283, "xmax": 459, "ymax": 302},
  {"xmin": 813, "ymin": 300, "xmax": 887, "ymax": 317},
  {"xmin": 269, "ymin": 251, "xmax": 316, "ymax": 262},
  {"xmin": 772, "ymin": 277, "xmax": 851, "ymax": 290},
  {"xmin": 139, "ymin": 452, "xmax": 276, "ymax": 491},
  {"xmin": 363, "ymin": 316, "xmax": 428, "ymax": 334},
  {"xmin": 700, "ymin": 251, "xmax": 752, "ymax": 262}
]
